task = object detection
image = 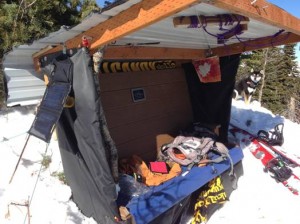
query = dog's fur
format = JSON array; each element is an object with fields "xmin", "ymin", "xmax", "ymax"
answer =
[{"xmin": 233, "ymin": 68, "xmax": 263, "ymax": 104}]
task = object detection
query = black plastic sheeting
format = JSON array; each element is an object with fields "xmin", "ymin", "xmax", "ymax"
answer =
[
  {"xmin": 42, "ymin": 48, "xmax": 120, "ymax": 223},
  {"xmin": 183, "ymin": 54, "xmax": 241, "ymax": 144}
]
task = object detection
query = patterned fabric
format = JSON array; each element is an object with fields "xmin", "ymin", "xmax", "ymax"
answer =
[{"xmin": 191, "ymin": 176, "xmax": 227, "ymax": 224}]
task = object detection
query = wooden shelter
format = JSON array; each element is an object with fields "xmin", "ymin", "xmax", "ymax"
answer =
[
  {"xmin": 3, "ymin": 1, "xmax": 300, "ymax": 223},
  {"xmin": 27, "ymin": 0, "xmax": 300, "ymax": 161}
]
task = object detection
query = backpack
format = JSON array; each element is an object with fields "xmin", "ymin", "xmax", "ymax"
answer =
[{"xmin": 160, "ymin": 136, "xmax": 235, "ymax": 177}]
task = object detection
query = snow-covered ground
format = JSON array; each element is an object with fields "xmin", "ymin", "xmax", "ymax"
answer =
[
  {"xmin": 0, "ymin": 100, "xmax": 300, "ymax": 224},
  {"xmin": 208, "ymin": 100, "xmax": 300, "ymax": 224},
  {"xmin": 0, "ymin": 106, "xmax": 97, "ymax": 224}
]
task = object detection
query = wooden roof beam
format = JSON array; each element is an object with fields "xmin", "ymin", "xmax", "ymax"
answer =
[
  {"xmin": 34, "ymin": 0, "xmax": 200, "ymax": 60},
  {"xmin": 173, "ymin": 14, "xmax": 249, "ymax": 28},
  {"xmin": 208, "ymin": 0, "xmax": 300, "ymax": 36},
  {"xmin": 103, "ymin": 33, "xmax": 300, "ymax": 60},
  {"xmin": 213, "ymin": 33, "xmax": 300, "ymax": 57},
  {"xmin": 104, "ymin": 46, "xmax": 206, "ymax": 60}
]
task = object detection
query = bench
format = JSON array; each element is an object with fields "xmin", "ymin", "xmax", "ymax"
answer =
[{"xmin": 125, "ymin": 147, "xmax": 243, "ymax": 224}]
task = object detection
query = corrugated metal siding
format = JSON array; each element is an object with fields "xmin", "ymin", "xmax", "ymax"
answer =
[{"xmin": 4, "ymin": 68, "xmax": 45, "ymax": 107}]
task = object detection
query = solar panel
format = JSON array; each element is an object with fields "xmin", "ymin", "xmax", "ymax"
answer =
[{"xmin": 29, "ymin": 83, "xmax": 71, "ymax": 142}]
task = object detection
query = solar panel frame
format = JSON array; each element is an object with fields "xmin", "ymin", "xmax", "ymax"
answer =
[{"xmin": 29, "ymin": 82, "xmax": 71, "ymax": 142}]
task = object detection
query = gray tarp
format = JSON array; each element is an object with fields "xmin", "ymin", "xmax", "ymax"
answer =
[{"xmin": 44, "ymin": 48, "xmax": 120, "ymax": 223}]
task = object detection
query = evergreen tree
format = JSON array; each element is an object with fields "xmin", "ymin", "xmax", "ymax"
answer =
[
  {"xmin": 0, "ymin": 0, "xmax": 99, "ymax": 58},
  {"xmin": 281, "ymin": 44, "xmax": 300, "ymax": 122},
  {"xmin": 270, "ymin": 44, "xmax": 300, "ymax": 119},
  {"xmin": 80, "ymin": 0, "xmax": 100, "ymax": 19},
  {"xmin": 283, "ymin": 44, "xmax": 299, "ymax": 77},
  {"xmin": 0, "ymin": 0, "xmax": 100, "ymax": 108},
  {"xmin": 237, "ymin": 44, "xmax": 300, "ymax": 123},
  {"xmin": 260, "ymin": 46, "xmax": 283, "ymax": 113}
]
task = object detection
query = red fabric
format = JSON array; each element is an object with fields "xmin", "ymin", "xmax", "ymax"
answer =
[
  {"xmin": 192, "ymin": 56, "xmax": 221, "ymax": 83},
  {"xmin": 149, "ymin": 161, "xmax": 169, "ymax": 174}
]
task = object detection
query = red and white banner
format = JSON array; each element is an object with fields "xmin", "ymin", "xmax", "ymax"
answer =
[{"xmin": 192, "ymin": 56, "xmax": 221, "ymax": 83}]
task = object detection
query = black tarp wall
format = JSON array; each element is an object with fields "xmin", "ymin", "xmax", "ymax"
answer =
[
  {"xmin": 53, "ymin": 49, "xmax": 120, "ymax": 224},
  {"xmin": 183, "ymin": 54, "xmax": 241, "ymax": 144}
]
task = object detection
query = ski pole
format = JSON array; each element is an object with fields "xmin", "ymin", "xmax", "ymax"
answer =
[{"xmin": 9, "ymin": 134, "xmax": 31, "ymax": 184}]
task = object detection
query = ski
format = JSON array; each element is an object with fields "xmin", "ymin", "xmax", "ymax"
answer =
[
  {"xmin": 230, "ymin": 124, "xmax": 300, "ymax": 166},
  {"xmin": 229, "ymin": 124, "xmax": 300, "ymax": 195}
]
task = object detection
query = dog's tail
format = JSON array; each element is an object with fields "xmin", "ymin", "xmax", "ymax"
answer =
[{"xmin": 232, "ymin": 89, "xmax": 239, "ymax": 100}]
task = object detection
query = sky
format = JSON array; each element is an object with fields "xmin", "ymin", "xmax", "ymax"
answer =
[
  {"xmin": 1, "ymin": 99, "xmax": 300, "ymax": 223},
  {"xmin": 95, "ymin": 0, "xmax": 300, "ymax": 63},
  {"xmin": 268, "ymin": 0, "xmax": 300, "ymax": 62},
  {"xmin": 96, "ymin": 0, "xmax": 299, "ymax": 18},
  {"xmin": 96, "ymin": 0, "xmax": 107, "ymax": 7}
]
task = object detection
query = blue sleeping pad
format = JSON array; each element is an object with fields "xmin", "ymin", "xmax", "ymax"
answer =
[{"xmin": 126, "ymin": 147, "xmax": 243, "ymax": 224}]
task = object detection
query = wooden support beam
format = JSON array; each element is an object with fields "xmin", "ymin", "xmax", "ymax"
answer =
[
  {"xmin": 212, "ymin": 33, "xmax": 300, "ymax": 58},
  {"xmin": 34, "ymin": 0, "xmax": 200, "ymax": 59},
  {"xmin": 173, "ymin": 14, "xmax": 249, "ymax": 28},
  {"xmin": 173, "ymin": 14, "xmax": 249, "ymax": 43},
  {"xmin": 102, "ymin": 33, "xmax": 300, "ymax": 60},
  {"xmin": 104, "ymin": 46, "xmax": 207, "ymax": 60},
  {"xmin": 208, "ymin": 0, "xmax": 300, "ymax": 36}
]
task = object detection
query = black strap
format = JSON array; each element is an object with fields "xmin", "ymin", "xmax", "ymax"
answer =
[{"xmin": 257, "ymin": 123, "xmax": 284, "ymax": 146}]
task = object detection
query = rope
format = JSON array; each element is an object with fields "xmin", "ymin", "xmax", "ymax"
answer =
[
  {"xmin": 191, "ymin": 12, "xmax": 289, "ymax": 51},
  {"xmin": 23, "ymin": 142, "xmax": 50, "ymax": 224},
  {"xmin": 196, "ymin": 14, "xmax": 212, "ymax": 57},
  {"xmin": 234, "ymin": 29, "xmax": 288, "ymax": 49},
  {"xmin": 201, "ymin": 15, "xmax": 243, "ymax": 44}
]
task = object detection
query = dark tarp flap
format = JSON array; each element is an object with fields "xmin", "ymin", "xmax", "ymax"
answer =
[
  {"xmin": 54, "ymin": 48, "xmax": 120, "ymax": 223},
  {"xmin": 28, "ymin": 82, "xmax": 71, "ymax": 143},
  {"xmin": 183, "ymin": 54, "xmax": 241, "ymax": 143}
]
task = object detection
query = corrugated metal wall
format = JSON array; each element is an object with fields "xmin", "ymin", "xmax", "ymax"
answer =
[{"xmin": 4, "ymin": 68, "xmax": 45, "ymax": 107}]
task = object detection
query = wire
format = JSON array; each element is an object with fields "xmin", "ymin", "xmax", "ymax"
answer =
[{"xmin": 23, "ymin": 142, "xmax": 50, "ymax": 224}]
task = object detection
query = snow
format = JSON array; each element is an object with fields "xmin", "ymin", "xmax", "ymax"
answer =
[
  {"xmin": 208, "ymin": 100, "xmax": 300, "ymax": 224},
  {"xmin": 0, "ymin": 100, "xmax": 300, "ymax": 224},
  {"xmin": 0, "ymin": 106, "xmax": 97, "ymax": 224}
]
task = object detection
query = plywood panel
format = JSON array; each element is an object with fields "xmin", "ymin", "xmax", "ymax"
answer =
[
  {"xmin": 109, "ymin": 109, "xmax": 192, "ymax": 145},
  {"xmin": 116, "ymin": 134, "xmax": 168, "ymax": 161},
  {"xmin": 101, "ymin": 82, "xmax": 189, "ymax": 110},
  {"xmin": 99, "ymin": 68, "xmax": 185, "ymax": 91},
  {"xmin": 99, "ymin": 68, "xmax": 193, "ymax": 161},
  {"xmin": 117, "ymin": 134, "xmax": 175, "ymax": 162},
  {"xmin": 102, "ymin": 83, "xmax": 191, "ymax": 128}
]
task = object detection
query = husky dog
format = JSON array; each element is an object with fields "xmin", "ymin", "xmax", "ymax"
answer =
[{"xmin": 233, "ymin": 68, "xmax": 263, "ymax": 104}]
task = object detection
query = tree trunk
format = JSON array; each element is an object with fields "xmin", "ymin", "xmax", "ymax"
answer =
[
  {"xmin": 288, "ymin": 97, "xmax": 296, "ymax": 121},
  {"xmin": 258, "ymin": 48, "xmax": 269, "ymax": 102}
]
